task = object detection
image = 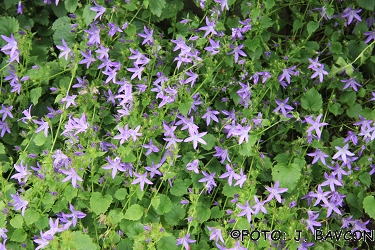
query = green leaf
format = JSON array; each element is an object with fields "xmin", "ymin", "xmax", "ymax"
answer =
[
  {"xmin": 83, "ymin": 5, "xmax": 96, "ymax": 26},
  {"xmin": 329, "ymin": 103, "xmax": 343, "ymax": 116},
  {"xmin": 292, "ymin": 19, "xmax": 303, "ymax": 32},
  {"xmin": 123, "ymin": 152, "xmax": 136, "ymax": 162},
  {"xmin": 170, "ymin": 179, "xmax": 187, "ymax": 196},
  {"xmin": 0, "ymin": 142, "xmax": 8, "ymax": 162},
  {"xmin": 201, "ymin": 134, "xmax": 216, "ymax": 150},
  {"xmin": 90, "ymin": 192, "xmax": 113, "ymax": 214},
  {"xmin": 53, "ymin": 24, "xmax": 76, "ymax": 47},
  {"xmin": 155, "ymin": 194, "xmax": 172, "ymax": 214},
  {"xmin": 109, "ymin": 210, "xmax": 124, "ymax": 225},
  {"xmin": 260, "ymin": 16, "xmax": 273, "ymax": 29},
  {"xmin": 30, "ymin": 87, "xmax": 42, "ymax": 106},
  {"xmin": 178, "ymin": 101, "xmax": 191, "ymax": 117},
  {"xmin": 114, "ymin": 188, "xmax": 128, "ymax": 201},
  {"xmin": 238, "ymin": 134, "xmax": 258, "ymax": 156},
  {"xmin": 10, "ymin": 228, "xmax": 27, "ymax": 242},
  {"xmin": 35, "ymin": 9, "xmax": 50, "ymax": 26},
  {"xmin": 65, "ymin": 0, "xmax": 78, "ymax": 13},
  {"xmin": 244, "ymin": 37, "xmax": 260, "ymax": 52},
  {"xmin": 151, "ymin": 196, "xmax": 160, "ymax": 209},
  {"xmin": 301, "ymin": 88, "xmax": 323, "ymax": 112},
  {"xmin": 359, "ymin": 173, "xmax": 371, "ymax": 187},
  {"xmin": 24, "ymin": 208, "xmax": 40, "ymax": 226},
  {"xmin": 307, "ymin": 21, "xmax": 319, "ymax": 36},
  {"xmin": 125, "ymin": 23, "xmax": 136, "ymax": 37},
  {"xmin": 265, "ymin": 0, "xmax": 275, "ymax": 9},
  {"xmin": 272, "ymin": 163, "xmax": 300, "ymax": 191},
  {"xmin": 52, "ymin": 2, "xmax": 68, "ymax": 17},
  {"xmin": 346, "ymin": 103, "xmax": 362, "ymax": 118},
  {"xmin": 0, "ymin": 16, "xmax": 20, "ymax": 36},
  {"xmin": 143, "ymin": 0, "xmax": 149, "ymax": 8},
  {"xmin": 124, "ymin": 204, "xmax": 144, "ymax": 221},
  {"xmin": 357, "ymin": 0, "xmax": 375, "ymax": 10},
  {"xmin": 149, "ymin": 0, "xmax": 166, "ymax": 17},
  {"xmin": 10, "ymin": 214, "xmax": 23, "ymax": 229},
  {"xmin": 330, "ymin": 42, "xmax": 342, "ymax": 55},
  {"xmin": 157, "ymin": 236, "xmax": 178, "ymax": 250},
  {"xmin": 4, "ymin": 0, "xmax": 18, "ymax": 10},
  {"xmin": 164, "ymin": 204, "xmax": 186, "ymax": 226},
  {"xmin": 72, "ymin": 231, "xmax": 98, "ymax": 250},
  {"xmin": 64, "ymin": 185, "xmax": 78, "ymax": 203},
  {"xmin": 34, "ymin": 130, "xmax": 48, "ymax": 146},
  {"xmin": 196, "ymin": 206, "xmax": 210, "ymax": 222},
  {"xmin": 363, "ymin": 196, "xmax": 375, "ymax": 219},
  {"xmin": 52, "ymin": 16, "xmax": 71, "ymax": 30},
  {"xmin": 211, "ymin": 206, "xmax": 224, "ymax": 219}
]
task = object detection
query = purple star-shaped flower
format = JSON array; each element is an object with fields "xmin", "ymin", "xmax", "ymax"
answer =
[
  {"xmin": 61, "ymin": 168, "xmax": 83, "ymax": 188},
  {"xmin": 90, "ymin": 1, "xmax": 106, "ymax": 21},
  {"xmin": 127, "ymin": 63, "xmax": 145, "ymax": 80},
  {"xmin": 176, "ymin": 234, "xmax": 196, "ymax": 250},
  {"xmin": 102, "ymin": 157, "xmax": 126, "ymax": 179},
  {"xmin": 307, "ymin": 148, "xmax": 329, "ymax": 166},
  {"xmin": 227, "ymin": 44, "xmax": 247, "ymax": 63},
  {"xmin": 131, "ymin": 172, "xmax": 153, "ymax": 191},
  {"xmin": 341, "ymin": 78, "xmax": 362, "ymax": 92},
  {"xmin": 332, "ymin": 144, "xmax": 354, "ymax": 164},
  {"xmin": 342, "ymin": 7, "xmax": 362, "ymax": 25},
  {"xmin": 198, "ymin": 17, "xmax": 217, "ymax": 38},
  {"xmin": 138, "ymin": 26, "xmax": 154, "ymax": 45},
  {"xmin": 237, "ymin": 200, "xmax": 254, "ymax": 223},
  {"xmin": 64, "ymin": 204, "xmax": 86, "ymax": 227},
  {"xmin": 305, "ymin": 114, "xmax": 328, "ymax": 139},
  {"xmin": 265, "ymin": 180, "xmax": 288, "ymax": 203},
  {"xmin": 56, "ymin": 39, "xmax": 72, "ymax": 61},
  {"xmin": 273, "ymin": 97, "xmax": 294, "ymax": 118},
  {"xmin": 184, "ymin": 131, "xmax": 207, "ymax": 149},
  {"xmin": 11, "ymin": 193, "xmax": 28, "ymax": 217}
]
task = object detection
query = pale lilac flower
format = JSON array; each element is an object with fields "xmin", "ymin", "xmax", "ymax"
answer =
[
  {"xmin": 34, "ymin": 118, "xmax": 49, "ymax": 137},
  {"xmin": 61, "ymin": 168, "xmax": 83, "ymax": 188},
  {"xmin": 176, "ymin": 234, "xmax": 196, "ymax": 250},
  {"xmin": 11, "ymin": 193, "xmax": 28, "ymax": 217},
  {"xmin": 364, "ymin": 30, "xmax": 375, "ymax": 44},
  {"xmin": 138, "ymin": 26, "xmax": 154, "ymax": 45},
  {"xmin": 198, "ymin": 17, "xmax": 217, "ymax": 38},
  {"xmin": 237, "ymin": 200, "xmax": 254, "ymax": 223},
  {"xmin": 0, "ymin": 105, "xmax": 13, "ymax": 121},
  {"xmin": 56, "ymin": 39, "xmax": 71, "ymax": 61},
  {"xmin": 342, "ymin": 7, "xmax": 362, "ymax": 25},
  {"xmin": 310, "ymin": 64, "xmax": 328, "ymax": 83},
  {"xmin": 199, "ymin": 171, "xmax": 217, "ymax": 193},
  {"xmin": 219, "ymin": 164, "xmax": 239, "ymax": 186},
  {"xmin": 79, "ymin": 50, "xmax": 96, "ymax": 69},
  {"xmin": 207, "ymin": 226, "xmax": 224, "ymax": 244},
  {"xmin": 341, "ymin": 78, "xmax": 362, "ymax": 92},
  {"xmin": 332, "ymin": 144, "xmax": 355, "ymax": 164},
  {"xmin": 142, "ymin": 139, "xmax": 159, "ymax": 156},
  {"xmin": 213, "ymin": 146, "xmax": 231, "ymax": 163},
  {"xmin": 34, "ymin": 231, "xmax": 53, "ymax": 250},
  {"xmin": 61, "ymin": 94, "xmax": 77, "ymax": 109},
  {"xmin": 102, "ymin": 157, "xmax": 126, "ymax": 179},
  {"xmin": 305, "ymin": 114, "xmax": 328, "ymax": 139},
  {"xmin": 305, "ymin": 210, "xmax": 321, "ymax": 234},
  {"xmin": 204, "ymin": 38, "xmax": 220, "ymax": 55},
  {"xmin": 90, "ymin": 1, "xmax": 106, "ymax": 21},
  {"xmin": 0, "ymin": 228, "xmax": 7, "ymax": 240},
  {"xmin": 131, "ymin": 172, "xmax": 153, "ymax": 191},
  {"xmin": 307, "ymin": 148, "xmax": 329, "ymax": 165},
  {"xmin": 127, "ymin": 64, "xmax": 145, "ymax": 80},
  {"xmin": 186, "ymin": 159, "xmax": 199, "ymax": 174},
  {"xmin": 215, "ymin": 0, "xmax": 229, "ymax": 11},
  {"xmin": 1, "ymin": 34, "xmax": 19, "ymax": 62},
  {"xmin": 234, "ymin": 168, "xmax": 246, "ymax": 188},
  {"xmin": 11, "ymin": 161, "xmax": 31, "ymax": 184},
  {"xmin": 265, "ymin": 180, "xmax": 288, "ymax": 203},
  {"xmin": 184, "ymin": 131, "xmax": 207, "ymax": 149},
  {"xmin": 64, "ymin": 204, "xmax": 86, "ymax": 227},
  {"xmin": 227, "ymin": 44, "xmax": 247, "ymax": 63}
]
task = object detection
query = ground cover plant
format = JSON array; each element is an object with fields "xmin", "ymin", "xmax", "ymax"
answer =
[{"xmin": 0, "ymin": 0, "xmax": 375, "ymax": 249}]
